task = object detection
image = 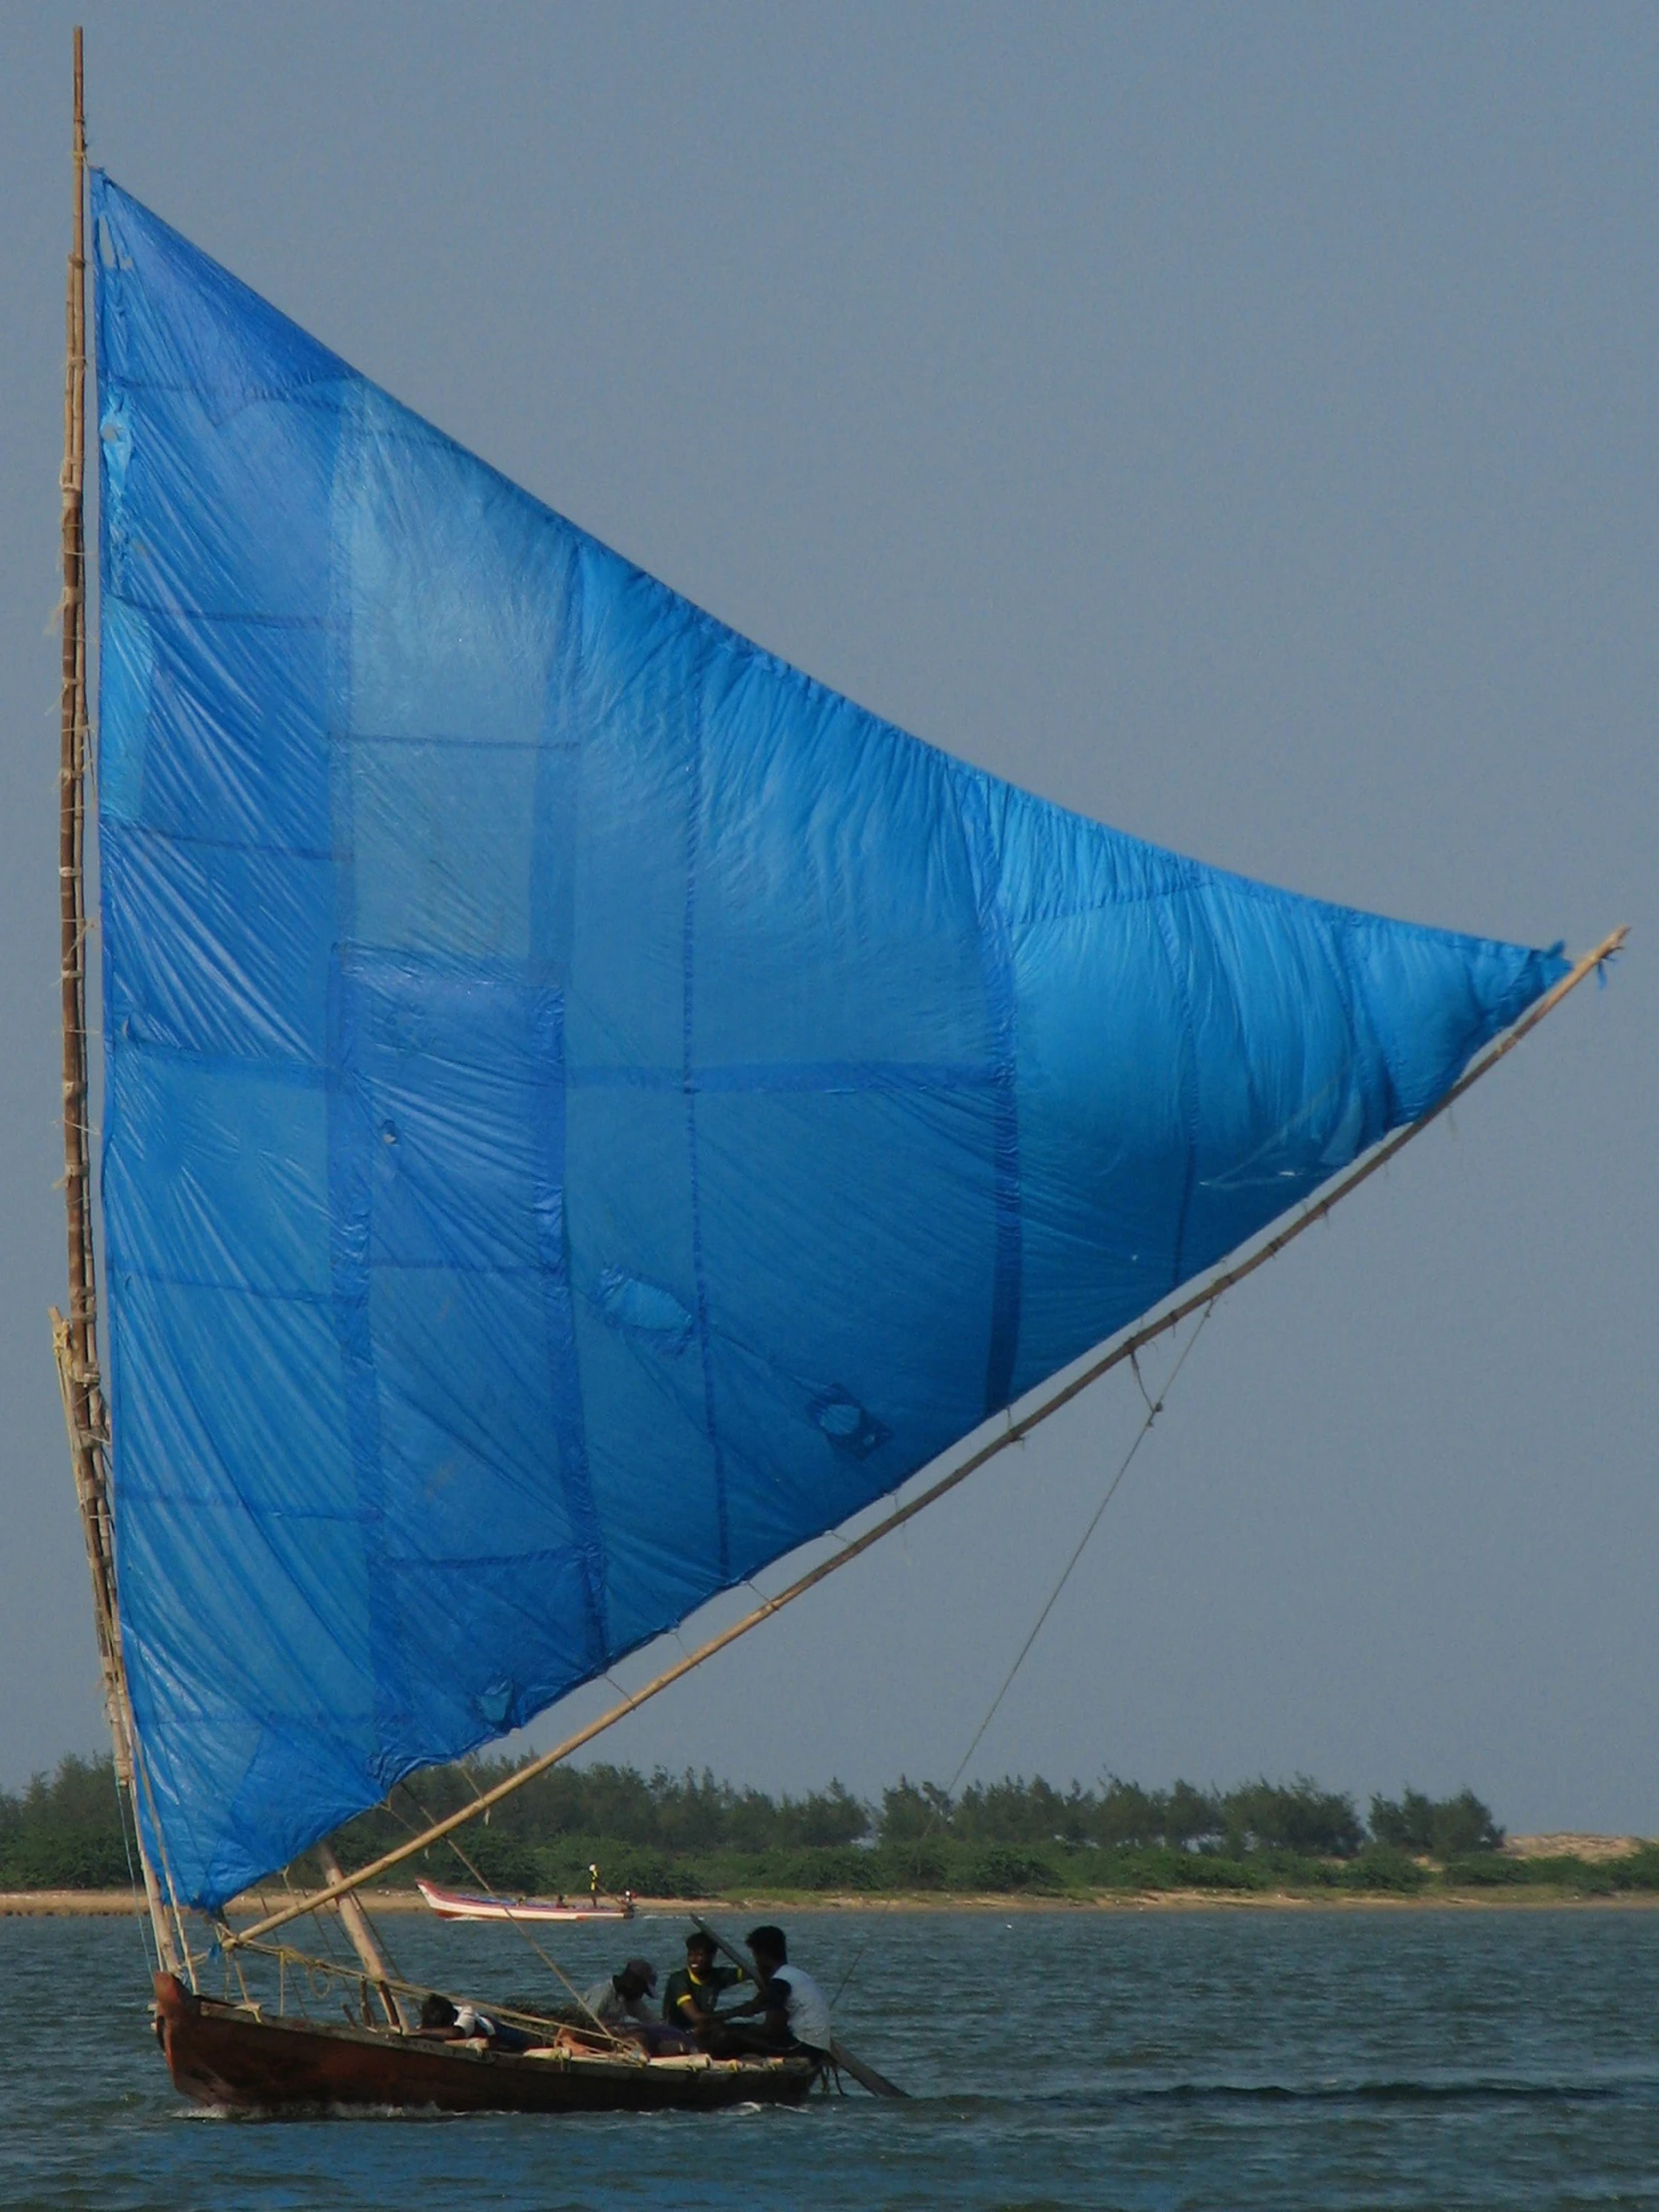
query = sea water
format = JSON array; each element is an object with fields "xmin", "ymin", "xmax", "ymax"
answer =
[{"xmin": 3, "ymin": 1905, "xmax": 1657, "ymax": 2208}]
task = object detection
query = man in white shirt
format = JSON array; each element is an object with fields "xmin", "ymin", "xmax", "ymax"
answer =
[{"xmin": 717, "ymin": 1925, "xmax": 832, "ymax": 2058}]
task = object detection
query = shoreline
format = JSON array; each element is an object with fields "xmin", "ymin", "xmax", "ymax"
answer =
[{"xmin": 7, "ymin": 1885, "xmax": 1659, "ymax": 1919}]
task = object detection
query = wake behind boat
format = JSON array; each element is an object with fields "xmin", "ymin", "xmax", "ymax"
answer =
[{"xmin": 417, "ymin": 1877, "xmax": 635, "ymax": 1925}]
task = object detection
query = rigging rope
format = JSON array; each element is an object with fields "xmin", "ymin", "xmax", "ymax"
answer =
[
  {"xmin": 941, "ymin": 1300, "xmax": 1215, "ymax": 1805},
  {"xmin": 387, "ymin": 1780, "xmax": 619, "ymax": 2039},
  {"xmin": 109, "ymin": 1751, "xmax": 157, "ymax": 1978},
  {"xmin": 831, "ymin": 1302, "xmax": 1215, "ymax": 2007}
]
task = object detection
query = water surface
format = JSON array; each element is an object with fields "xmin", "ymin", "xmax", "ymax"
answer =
[{"xmin": 4, "ymin": 1905, "xmax": 1657, "ymax": 2208}]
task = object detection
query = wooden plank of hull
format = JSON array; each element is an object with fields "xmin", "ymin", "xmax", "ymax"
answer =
[{"xmin": 152, "ymin": 1974, "xmax": 818, "ymax": 2115}]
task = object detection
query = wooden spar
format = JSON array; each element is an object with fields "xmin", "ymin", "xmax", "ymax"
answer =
[
  {"xmin": 689, "ymin": 1912, "xmax": 907, "ymax": 2098},
  {"xmin": 52, "ymin": 28, "xmax": 184, "ymax": 1983},
  {"xmin": 56, "ymin": 28, "xmax": 110, "ymax": 1720},
  {"xmin": 314, "ymin": 1844, "xmax": 409, "ymax": 2029},
  {"xmin": 825, "ymin": 2034, "xmax": 909, "ymax": 2100},
  {"xmin": 226, "ymin": 920, "xmax": 1626, "ymax": 1952}
]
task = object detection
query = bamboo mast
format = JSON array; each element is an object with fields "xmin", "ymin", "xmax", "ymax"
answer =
[
  {"xmin": 314, "ymin": 1844, "xmax": 410, "ymax": 2029},
  {"xmin": 51, "ymin": 27, "xmax": 186, "ymax": 1982},
  {"xmin": 226, "ymin": 923, "xmax": 1625, "ymax": 1948}
]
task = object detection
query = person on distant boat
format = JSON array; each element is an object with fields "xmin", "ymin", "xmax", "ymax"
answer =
[
  {"xmin": 580, "ymin": 1955, "xmax": 658, "ymax": 2030},
  {"xmin": 588, "ymin": 1862, "xmax": 601, "ymax": 1908},
  {"xmin": 662, "ymin": 1928, "xmax": 744, "ymax": 2039},
  {"xmin": 711, "ymin": 1926, "xmax": 832, "ymax": 2060},
  {"xmin": 415, "ymin": 1991, "xmax": 536, "ymax": 2052}
]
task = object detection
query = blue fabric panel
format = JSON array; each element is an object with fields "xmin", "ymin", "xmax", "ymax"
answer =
[{"xmin": 92, "ymin": 173, "xmax": 1568, "ymax": 1910}]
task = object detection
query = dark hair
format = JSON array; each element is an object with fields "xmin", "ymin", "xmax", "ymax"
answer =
[
  {"xmin": 747, "ymin": 1924, "xmax": 787, "ymax": 1962},
  {"xmin": 420, "ymin": 1992, "xmax": 457, "ymax": 2029},
  {"xmin": 685, "ymin": 1930, "xmax": 715, "ymax": 1952}
]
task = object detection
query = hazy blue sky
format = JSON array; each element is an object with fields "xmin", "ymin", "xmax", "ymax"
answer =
[{"xmin": 1, "ymin": 3, "xmax": 1653, "ymax": 1833}]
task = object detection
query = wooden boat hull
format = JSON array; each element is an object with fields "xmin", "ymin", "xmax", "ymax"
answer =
[{"xmin": 152, "ymin": 1974, "xmax": 819, "ymax": 2115}]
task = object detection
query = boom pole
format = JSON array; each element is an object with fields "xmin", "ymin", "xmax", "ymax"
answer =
[
  {"xmin": 52, "ymin": 27, "xmax": 186, "ymax": 1981},
  {"xmin": 227, "ymin": 922, "xmax": 1625, "ymax": 1950}
]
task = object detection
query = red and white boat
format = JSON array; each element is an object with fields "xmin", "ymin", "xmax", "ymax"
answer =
[{"xmin": 416, "ymin": 1878, "xmax": 636, "ymax": 1925}]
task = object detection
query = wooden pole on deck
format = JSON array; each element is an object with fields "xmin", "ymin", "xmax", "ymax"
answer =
[{"xmin": 315, "ymin": 1843, "xmax": 410, "ymax": 2029}]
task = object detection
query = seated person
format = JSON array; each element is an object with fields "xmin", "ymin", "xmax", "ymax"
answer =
[
  {"xmin": 661, "ymin": 1929, "xmax": 744, "ymax": 2042},
  {"xmin": 573, "ymin": 1956, "xmax": 698, "ymax": 2057},
  {"xmin": 579, "ymin": 1956, "xmax": 658, "ymax": 2031},
  {"xmin": 415, "ymin": 1991, "xmax": 536, "ymax": 2053},
  {"xmin": 709, "ymin": 1926, "xmax": 832, "ymax": 2061}
]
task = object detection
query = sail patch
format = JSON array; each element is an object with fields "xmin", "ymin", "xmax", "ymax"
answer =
[
  {"xmin": 595, "ymin": 1268, "xmax": 697, "ymax": 1357},
  {"xmin": 811, "ymin": 1389, "xmax": 891, "ymax": 1462}
]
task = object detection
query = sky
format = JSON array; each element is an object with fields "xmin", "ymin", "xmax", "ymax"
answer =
[{"xmin": 0, "ymin": 3, "xmax": 1653, "ymax": 1835}]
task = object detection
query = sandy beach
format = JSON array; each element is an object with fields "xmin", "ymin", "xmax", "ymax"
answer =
[{"xmin": 7, "ymin": 1881, "xmax": 1658, "ymax": 1918}]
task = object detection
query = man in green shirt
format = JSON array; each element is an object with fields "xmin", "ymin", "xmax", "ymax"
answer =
[{"xmin": 661, "ymin": 1929, "xmax": 744, "ymax": 2040}]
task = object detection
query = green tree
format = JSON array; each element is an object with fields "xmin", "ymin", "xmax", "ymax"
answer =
[
  {"xmin": 1369, "ymin": 1786, "xmax": 1501, "ymax": 1857},
  {"xmin": 0, "ymin": 1754, "xmax": 129, "ymax": 1889},
  {"xmin": 1222, "ymin": 1777, "xmax": 1364, "ymax": 1858},
  {"xmin": 877, "ymin": 1778, "xmax": 953, "ymax": 1845}
]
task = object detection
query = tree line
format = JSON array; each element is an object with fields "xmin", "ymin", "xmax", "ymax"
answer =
[
  {"xmin": 329, "ymin": 1757, "xmax": 1507, "ymax": 1861},
  {"xmin": 0, "ymin": 1752, "xmax": 1525, "ymax": 1895},
  {"xmin": 876, "ymin": 1774, "xmax": 1504, "ymax": 1860}
]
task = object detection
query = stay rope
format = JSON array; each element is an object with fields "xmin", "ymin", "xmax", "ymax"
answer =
[
  {"xmin": 831, "ymin": 1300, "xmax": 1215, "ymax": 2007},
  {"xmin": 387, "ymin": 1779, "xmax": 619, "ymax": 2038},
  {"xmin": 109, "ymin": 1751, "xmax": 158, "ymax": 1978}
]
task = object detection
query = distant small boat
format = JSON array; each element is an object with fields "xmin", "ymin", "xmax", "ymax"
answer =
[{"xmin": 417, "ymin": 1878, "xmax": 636, "ymax": 1925}]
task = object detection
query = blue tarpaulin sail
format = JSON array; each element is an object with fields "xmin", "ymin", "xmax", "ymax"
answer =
[{"xmin": 91, "ymin": 173, "xmax": 1565, "ymax": 1912}]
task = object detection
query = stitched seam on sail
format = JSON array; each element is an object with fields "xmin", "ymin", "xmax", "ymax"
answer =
[
  {"xmin": 325, "ymin": 387, "xmax": 409, "ymax": 1806},
  {"xmin": 955, "ymin": 771, "xmax": 1022, "ymax": 1419},
  {"xmin": 682, "ymin": 671, "xmax": 731, "ymax": 1582},
  {"xmin": 1153, "ymin": 900, "xmax": 1202, "ymax": 1295},
  {"xmin": 529, "ymin": 987, "xmax": 608, "ymax": 1670},
  {"xmin": 528, "ymin": 549, "xmax": 607, "ymax": 1667}
]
